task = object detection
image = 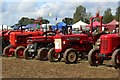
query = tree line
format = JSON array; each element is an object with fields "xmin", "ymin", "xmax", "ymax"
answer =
[{"xmin": 12, "ymin": 5, "xmax": 120, "ymax": 27}]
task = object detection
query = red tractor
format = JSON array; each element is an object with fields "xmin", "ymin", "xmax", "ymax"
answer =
[
  {"xmin": 88, "ymin": 20, "xmax": 120, "ymax": 68},
  {"xmin": 23, "ymin": 22, "xmax": 72, "ymax": 60},
  {"xmin": 2, "ymin": 18, "xmax": 45, "ymax": 58},
  {"xmin": 47, "ymin": 12, "xmax": 107, "ymax": 64},
  {"xmin": 1, "ymin": 30, "xmax": 24, "ymax": 51},
  {"xmin": 3, "ymin": 30, "xmax": 44, "ymax": 58},
  {"xmin": 48, "ymin": 34, "xmax": 93, "ymax": 63},
  {"xmin": 23, "ymin": 31, "xmax": 56, "ymax": 60}
]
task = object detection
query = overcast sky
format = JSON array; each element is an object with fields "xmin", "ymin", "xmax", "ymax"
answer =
[{"xmin": 0, "ymin": 0, "xmax": 119, "ymax": 26}]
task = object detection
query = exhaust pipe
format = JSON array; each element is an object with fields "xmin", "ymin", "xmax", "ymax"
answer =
[
  {"xmin": 119, "ymin": 17, "xmax": 120, "ymax": 36},
  {"xmin": 7, "ymin": 26, "xmax": 8, "ymax": 30},
  {"xmin": 2, "ymin": 25, "xmax": 3, "ymax": 31}
]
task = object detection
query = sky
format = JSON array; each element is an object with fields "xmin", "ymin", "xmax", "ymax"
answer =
[{"xmin": 0, "ymin": 0, "xmax": 120, "ymax": 27}]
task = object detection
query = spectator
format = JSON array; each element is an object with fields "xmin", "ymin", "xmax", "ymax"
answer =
[
  {"xmin": 115, "ymin": 26, "xmax": 119, "ymax": 33},
  {"xmin": 68, "ymin": 29, "xmax": 72, "ymax": 34},
  {"xmin": 103, "ymin": 28, "xmax": 110, "ymax": 33}
]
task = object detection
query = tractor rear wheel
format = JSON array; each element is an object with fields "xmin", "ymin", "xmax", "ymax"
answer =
[
  {"xmin": 64, "ymin": 48, "xmax": 78, "ymax": 64},
  {"xmin": 37, "ymin": 48, "xmax": 48, "ymax": 61},
  {"xmin": 48, "ymin": 48, "xmax": 62, "ymax": 62},
  {"xmin": 88, "ymin": 48, "xmax": 103, "ymax": 66},
  {"xmin": 3, "ymin": 45, "xmax": 13, "ymax": 57},
  {"xmin": 14, "ymin": 46, "xmax": 25, "ymax": 58},
  {"xmin": 112, "ymin": 49, "xmax": 120, "ymax": 69},
  {"xmin": 23, "ymin": 48, "xmax": 35, "ymax": 60}
]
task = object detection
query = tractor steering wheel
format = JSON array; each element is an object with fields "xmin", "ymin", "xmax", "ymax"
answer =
[{"xmin": 42, "ymin": 31, "xmax": 56, "ymax": 36}]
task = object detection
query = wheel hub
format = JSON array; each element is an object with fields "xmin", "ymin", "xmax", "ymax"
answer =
[
  {"xmin": 68, "ymin": 52, "xmax": 76, "ymax": 62},
  {"xmin": 18, "ymin": 49, "xmax": 24, "ymax": 57},
  {"xmin": 41, "ymin": 50, "xmax": 48, "ymax": 59}
]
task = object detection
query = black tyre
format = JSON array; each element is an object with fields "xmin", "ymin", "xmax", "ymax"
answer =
[
  {"xmin": 3, "ymin": 45, "xmax": 13, "ymax": 57},
  {"xmin": 112, "ymin": 49, "xmax": 120, "ymax": 69},
  {"xmin": 64, "ymin": 48, "xmax": 78, "ymax": 64},
  {"xmin": 48, "ymin": 48, "xmax": 62, "ymax": 62},
  {"xmin": 23, "ymin": 48, "xmax": 35, "ymax": 60},
  {"xmin": 14, "ymin": 46, "xmax": 25, "ymax": 58},
  {"xmin": 88, "ymin": 48, "xmax": 103, "ymax": 66},
  {"xmin": 37, "ymin": 48, "xmax": 48, "ymax": 61}
]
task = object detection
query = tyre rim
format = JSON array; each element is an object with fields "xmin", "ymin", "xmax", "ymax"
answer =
[
  {"xmin": 68, "ymin": 52, "xmax": 76, "ymax": 63},
  {"xmin": 7, "ymin": 51, "xmax": 13, "ymax": 57},
  {"xmin": 17, "ymin": 48, "xmax": 24, "ymax": 58},
  {"xmin": 5, "ymin": 48, "xmax": 13, "ymax": 57},
  {"xmin": 52, "ymin": 52, "xmax": 60, "ymax": 61},
  {"xmin": 5, "ymin": 48, "xmax": 9, "ymax": 55},
  {"xmin": 40, "ymin": 50, "xmax": 48, "ymax": 60},
  {"xmin": 116, "ymin": 53, "xmax": 120, "ymax": 64},
  {"xmin": 92, "ymin": 51, "xmax": 101, "ymax": 65},
  {"xmin": 28, "ymin": 52, "xmax": 34, "ymax": 59}
]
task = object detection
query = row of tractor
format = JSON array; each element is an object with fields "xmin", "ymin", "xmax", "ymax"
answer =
[{"xmin": 1, "ymin": 13, "xmax": 120, "ymax": 69}]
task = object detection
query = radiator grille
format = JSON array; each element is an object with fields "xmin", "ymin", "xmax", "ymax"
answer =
[{"xmin": 101, "ymin": 39, "xmax": 108, "ymax": 51}]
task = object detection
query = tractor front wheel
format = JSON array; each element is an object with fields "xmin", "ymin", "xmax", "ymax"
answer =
[
  {"xmin": 14, "ymin": 46, "xmax": 25, "ymax": 58},
  {"xmin": 64, "ymin": 48, "xmax": 78, "ymax": 64},
  {"xmin": 88, "ymin": 48, "xmax": 103, "ymax": 66},
  {"xmin": 112, "ymin": 49, "xmax": 120, "ymax": 69},
  {"xmin": 23, "ymin": 48, "xmax": 35, "ymax": 60},
  {"xmin": 37, "ymin": 48, "xmax": 48, "ymax": 61},
  {"xmin": 3, "ymin": 45, "xmax": 13, "ymax": 57},
  {"xmin": 48, "ymin": 48, "xmax": 62, "ymax": 62}
]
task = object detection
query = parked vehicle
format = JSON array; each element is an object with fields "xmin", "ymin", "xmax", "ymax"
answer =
[
  {"xmin": 23, "ymin": 31, "xmax": 56, "ymax": 60},
  {"xmin": 88, "ymin": 34, "xmax": 120, "ymax": 68},
  {"xmin": 3, "ymin": 30, "xmax": 43, "ymax": 58},
  {"xmin": 48, "ymin": 13, "xmax": 107, "ymax": 64}
]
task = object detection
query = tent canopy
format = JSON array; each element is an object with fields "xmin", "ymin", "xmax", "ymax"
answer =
[
  {"xmin": 105, "ymin": 19, "xmax": 119, "ymax": 26},
  {"xmin": 72, "ymin": 20, "xmax": 88, "ymax": 29},
  {"xmin": 13, "ymin": 25, "xmax": 21, "ymax": 30},
  {"xmin": 42, "ymin": 24, "xmax": 54, "ymax": 28},
  {"xmin": 23, "ymin": 24, "xmax": 35, "ymax": 29},
  {"xmin": 104, "ymin": 19, "xmax": 119, "ymax": 31},
  {"xmin": 52, "ymin": 22, "xmax": 66, "ymax": 31},
  {"xmin": 23, "ymin": 24, "xmax": 44, "ymax": 29},
  {"xmin": 57, "ymin": 22, "xmax": 66, "ymax": 27}
]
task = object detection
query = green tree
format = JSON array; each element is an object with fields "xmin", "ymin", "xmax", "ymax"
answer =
[
  {"xmin": 62, "ymin": 17, "xmax": 73, "ymax": 25},
  {"xmin": 18, "ymin": 17, "xmax": 35, "ymax": 26},
  {"xmin": 73, "ymin": 5, "xmax": 86, "ymax": 23},
  {"xmin": 85, "ymin": 13, "xmax": 93, "ymax": 24},
  {"xmin": 42, "ymin": 19, "xmax": 50, "ymax": 24},
  {"xmin": 115, "ymin": 6, "xmax": 120, "ymax": 21},
  {"xmin": 11, "ymin": 17, "xmax": 50, "ymax": 28},
  {"xmin": 103, "ymin": 8, "xmax": 114, "ymax": 23}
]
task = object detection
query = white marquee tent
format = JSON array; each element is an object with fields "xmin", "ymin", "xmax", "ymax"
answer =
[
  {"xmin": 0, "ymin": 25, "xmax": 13, "ymax": 30},
  {"xmin": 72, "ymin": 20, "xmax": 88, "ymax": 30}
]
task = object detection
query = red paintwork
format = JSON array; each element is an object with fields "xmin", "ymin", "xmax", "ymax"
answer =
[
  {"xmin": 54, "ymin": 34, "xmax": 93, "ymax": 53},
  {"xmin": 1, "ymin": 30, "xmax": 26, "ymax": 48},
  {"xmin": 100, "ymin": 34, "xmax": 120, "ymax": 55},
  {"xmin": 0, "ymin": 30, "xmax": 9, "ymax": 40},
  {"xmin": 6, "ymin": 31, "xmax": 44, "ymax": 55},
  {"xmin": 27, "ymin": 36, "xmax": 54, "ymax": 44},
  {"xmin": 9, "ymin": 31, "xmax": 43, "ymax": 47}
]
